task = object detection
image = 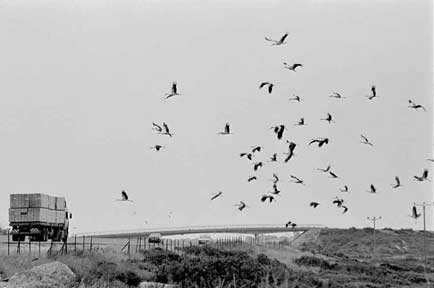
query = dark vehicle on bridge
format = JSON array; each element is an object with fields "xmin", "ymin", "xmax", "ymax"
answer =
[{"xmin": 147, "ymin": 233, "xmax": 162, "ymax": 243}]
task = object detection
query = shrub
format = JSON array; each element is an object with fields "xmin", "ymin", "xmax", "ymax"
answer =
[{"xmin": 294, "ymin": 256, "xmax": 336, "ymax": 270}]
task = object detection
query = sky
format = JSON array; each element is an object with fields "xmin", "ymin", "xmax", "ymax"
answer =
[{"xmin": 0, "ymin": 0, "xmax": 432, "ymax": 234}]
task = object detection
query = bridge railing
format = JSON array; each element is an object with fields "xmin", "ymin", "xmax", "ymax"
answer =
[{"xmin": 75, "ymin": 224, "xmax": 324, "ymax": 237}]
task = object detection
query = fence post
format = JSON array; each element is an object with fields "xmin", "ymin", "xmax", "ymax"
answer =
[
  {"xmin": 17, "ymin": 236, "xmax": 21, "ymax": 254},
  {"xmin": 128, "ymin": 237, "xmax": 131, "ymax": 259},
  {"xmin": 39, "ymin": 240, "xmax": 41, "ymax": 257},
  {"xmin": 82, "ymin": 236, "xmax": 85, "ymax": 252},
  {"xmin": 90, "ymin": 237, "xmax": 93, "ymax": 252},
  {"xmin": 7, "ymin": 229, "xmax": 10, "ymax": 256},
  {"xmin": 74, "ymin": 235, "xmax": 77, "ymax": 253},
  {"xmin": 29, "ymin": 239, "xmax": 31, "ymax": 257}
]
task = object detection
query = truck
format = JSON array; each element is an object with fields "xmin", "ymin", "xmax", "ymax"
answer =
[
  {"xmin": 9, "ymin": 193, "xmax": 72, "ymax": 242},
  {"xmin": 147, "ymin": 233, "xmax": 162, "ymax": 244}
]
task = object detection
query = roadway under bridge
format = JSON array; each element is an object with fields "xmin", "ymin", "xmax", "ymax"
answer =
[{"xmin": 77, "ymin": 224, "xmax": 324, "ymax": 239}]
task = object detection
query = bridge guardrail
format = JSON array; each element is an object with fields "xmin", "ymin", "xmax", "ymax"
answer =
[{"xmin": 75, "ymin": 224, "xmax": 325, "ymax": 237}]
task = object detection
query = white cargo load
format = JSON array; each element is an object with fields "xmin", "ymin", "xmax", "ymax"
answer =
[{"xmin": 9, "ymin": 193, "xmax": 67, "ymax": 224}]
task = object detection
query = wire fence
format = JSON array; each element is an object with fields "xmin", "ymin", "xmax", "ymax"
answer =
[{"xmin": 1, "ymin": 230, "xmax": 297, "ymax": 259}]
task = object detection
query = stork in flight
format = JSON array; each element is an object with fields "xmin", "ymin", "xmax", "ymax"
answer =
[
  {"xmin": 261, "ymin": 194, "xmax": 275, "ymax": 203},
  {"xmin": 240, "ymin": 152, "xmax": 253, "ymax": 161},
  {"xmin": 161, "ymin": 122, "xmax": 173, "ymax": 137},
  {"xmin": 339, "ymin": 185, "xmax": 349, "ymax": 193},
  {"xmin": 391, "ymin": 176, "xmax": 402, "ymax": 188},
  {"xmin": 310, "ymin": 202, "xmax": 319, "ymax": 208},
  {"xmin": 218, "ymin": 123, "xmax": 232, "ymax": 135},
  {"xmin": 317, "ymin": 165, "xmax": 331, "ymax": 173},
  {"xmin": 235, "ymin": 201, "xmax": 248, "ymax": 211},
  {"xmin": 414, "ymin": 169, "xmax": 429, "ymax": 182},
  {"xmin": 366, "ymin": 85, "xmax": 377, "ymax": 100},
  {"xmin": 410, "ymin": 205, "xmax": 421, "ymax": 219},
  {"xmin": 332, "ymin": 197, "xmax": 344, "ymax": 208},
  {"xmin": 295, "ymin": 118, "xmax": 306, "ymax": 126},
  {"xmin": 270, "ymin": 183, "xmax": 281, "ymax": 195},
  {"xmin": 271, "ymin": 125, "xmax": 285, "ymax": 140},
  {"xmin": 265, "ymin": 33, "xmax": 288, "ymax": 45},
  {"xmin": 251, "ymin": 146, "xmax": 262, "ymax": 153},
  {"xmin": 290, "ymin": 175, "xmax": 305, "ymax": 185},
  {"xmin": 269, "ymin": 153, "xmax": 278, "ymax": 162},
  {"xmin": 253, "ymin": 162, "xmax": 263, "ymax": 171},
  {"xmin": 330, "ymin": 92, "xmax": 346, "ymax": 99},
  {"xmin": 367, "ymin": 184, "xmax": 377, "ymax": 194},
  {"xmin": 360, "ymin": 135, "xmax": 373, "ymax": 146},
  {"xmin": 165, "ymin": 81, "xmax": 180, "ymax": 99},
  {"xmin": 283, "ymin": 63, "xmax": 303, "ymax": 72},
  {"xmin": 211, "ymin": 191, "xmax": 223, "ymax": 200},
  {"xmin": 408, "ymin": 100, "xmax": 426, "ymax": 111},
  {"xmin": 150, "ymin": 145, "xmax": 164, "ymax": 151},
  {"xmin": 259, "ymin": 82, "xmax": 274, "ymax": 94},
  {"xmin": 284, "ymin": 141, "xmax": 297, "ymax": 163},
  {"xmin": 321, "ymin": 113, "xmax": 334, "ymax": 124},
  {"xmin": 328, "ymin": 171, "xmax": 338, "ymax": 179},
  {"xmin": 248, "ymin": 176, "xmax": 257, "ymax": 183},
  {"xmin": 341, "ymin": 205, "xmax": 349, "ymax": 214},
  {"xmin": 270, "ymin": 173, "xmax": 279, "ymax": 184},
  {"xmin": 152, "ymin": 122, "xmax": 163, "ymax": 133},
  {"xmin": 285, "ymin": 221, "xmax": 292, "ymax": 228},
  {"xmin": 289, "ymin": 95, "xmax": 302, "ymax": 102},
  {"xmin": 117, "ymin": 190, "xmax": 133, "ymax": 202},
  {"xmin": 309, "ymin": 138, "xmax": 329, "ymax": 147}
]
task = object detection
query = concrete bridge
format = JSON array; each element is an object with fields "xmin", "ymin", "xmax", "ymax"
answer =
[{"xmin": 77, "ymin": 224, "xmax": 324, "ymax": 238}]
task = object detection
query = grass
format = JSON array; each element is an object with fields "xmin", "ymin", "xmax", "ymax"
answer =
[{"xmin": 0, "ymin": 228, "xmax": 433, "ymax": 287}]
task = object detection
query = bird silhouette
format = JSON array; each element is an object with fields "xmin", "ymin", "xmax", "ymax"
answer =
[
  {"xmin": 291, "ymin": 223, "xmax": 297, "ymax": 228},
  {"xmin": 341, "ymin": 205, "xmax": 349, "ymax": 214},
  {"xmin": 236, "ymin": 201, "xmax": 248, "ymax": 211},
  {"xmin": 332, "ymin": 197, "xmax": 344, "ymax": 207},
  {"xmin": 310, "ymin": 202, "xmax": 319, "ymax": 208},
  {"xmin": 271, "ymin": 125, "xmax": 285, "ymax": 140},
  {"xmin": 152, "ymin": 122, "xmax": 163, "ymax": 133},
  {"xmin": 117, "ymin": 190, "xmax": 133, "ymax": 202},
  {"xmin": 289, "ymin": 95, "xmax": 302, "ymax": 102},
  {"xmin": 368, "ymin": 184, "xmax": 377, "ymax": 194},
  {"xmin": 165, "ymin": 81, "xmax": 180, "ymax": 99},
  {"xmin": 391, "ymin": 176, "xmax": 402, "ymax": 188},
  {"xmin": 150, "ymin": 145, "xmax": 164, "ymax": 151},
  {"xmin": 290, "ymin": 175, "xmax": 305, "ymax": 185},
  {"xmin": 283, "ymin": 63, "xmax": 303, "ymax": 71},
  {"xmin": 318, "ymin": 165, "xmax": 331, "ymax": 173},
  {"xmin": 328, "ymin": 171, "xmax": 339, "ymax": 178},
  {"xmin": 253, "ymin": 162, "xmax": 263, "ymax": 171},
  {"xmin": 161, "ymin": 123, "xmax": 173, "ymax": 137},
  {"xmin": 360, "ymin": 135, "xmax": 373, "ymax": 146},
  {"xmin": 211, "ymin": 191, "xmax": 223, "ymax": 200},
  {"xmin": 414, "ymin": 169, "xmax": 429, "ymax": 182},
  {"xmin": 218, "ymin": 123, "xmax": 232, "ymax": 135},
  {"xmin": 411, "ymin": 205, "xmax": 421, "ymax": 219},
  {"xmin": 259, "ymin": 82, "xmax": 274, "ymax": 93},
  {"xmin": 408, "ymin": 100, "xmax": 426, "ymax": 111},
  {"xmin": 321, "ymin": 113, "xmax": 334, "ymax": 124},
  {"xmin": 284, "ymin": 141, "xmax": 297, "ymax": 163},
  {"xmin": 366, "ymin": 85, "xmax": 377, "ymax": 100},
  {"xmin": 285, "ymin": 221, "xmax": 292, "ymax": 228},
  {"xmin": 248, "ymin": 176, "xmax": 257, "ymax": 182},
  {"xmin": 251, "ymin": 146, "xmax": 262, "ymax": 153},
  {"xmin": 339, "ymin": 185, "xmax": 349, "ymax": 193},
  {"xmin": 261, "ymin": 194, "xmax": 275, "ymax": 203},
  {"xmin": 330, "ymin": 92, "xmax": 346, "ymax": 99},
  {"xmin": 240, "ymin": 152, "xmax": 253, "ymax": 161},
  {"xmin": 309, "ymin": 138, "xmax": 329, "ymax": 147},
  {"xmin": 295, "ymin": 118, "xmax": 306, "ymax": 126},
  {"xmin": 270, "ymin": 173, "xmax": 279, "ymax": 184},
  {"xmin": 269, "ymin": 153, "xmax": 278, "ymax": 162},
  {"xmin": 270, "ymin": 183, "xmax": 281, "ymax": 195},
  {"xmin": 265, "ymin": 33, "xmax": 288, "ymax": 45}
]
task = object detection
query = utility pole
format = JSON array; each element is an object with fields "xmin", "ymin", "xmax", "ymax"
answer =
[
  {"xmin": 367, "ymin": 216, "xmax": 382, "ymax": 260},
  {"xmin": 413, "ymin": 202, "xmax": 434, "ymax": 267}
]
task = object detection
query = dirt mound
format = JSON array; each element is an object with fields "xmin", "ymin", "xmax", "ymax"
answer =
[{"xmin": 0, "ymin": 261, "xmax": 75, "ymax": 288}]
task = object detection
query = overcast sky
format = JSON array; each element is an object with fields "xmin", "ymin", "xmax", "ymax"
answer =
[{"xmin": 0, "ymin": 0, "xmax": 432, "ymax": 233}]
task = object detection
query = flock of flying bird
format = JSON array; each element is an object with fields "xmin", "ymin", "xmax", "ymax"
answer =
[{"xmin": 117, "ymin": 32, "xmax": 429, "ymax": 228}]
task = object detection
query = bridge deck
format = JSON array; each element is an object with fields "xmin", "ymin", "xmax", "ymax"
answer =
[{"xmin": 77, "ymin": 224, "xmax": 324, "ymax": 238}]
